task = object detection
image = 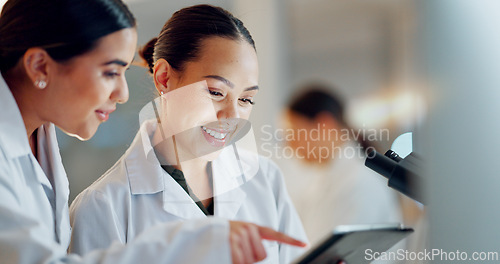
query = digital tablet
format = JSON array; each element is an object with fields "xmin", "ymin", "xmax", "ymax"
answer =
[{"xmin": 293, "ymin": 223, "xmax": 414, "ymax": 264}]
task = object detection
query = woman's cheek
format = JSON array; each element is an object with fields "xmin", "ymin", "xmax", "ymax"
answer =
[{"xmin": 240, "ymin": 107, "xmax": 253, "ymax": 120}]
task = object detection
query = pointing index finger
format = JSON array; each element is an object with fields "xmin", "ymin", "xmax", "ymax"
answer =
[{"xmin": 257, "ymin": 226, "xmax": 307, "ymax": 247}]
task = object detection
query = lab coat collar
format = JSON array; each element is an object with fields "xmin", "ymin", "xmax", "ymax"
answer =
[
  {"xmin": 0, "ymin": 74, "xmax": 64, "ymax": 200},
  {"xmin": 211, "ymin": 147, "xmax": 254, "ymax": 219},
  {"xmin": 162, "ymin": 169, "xmax": 207, "ymax": 219},
  {"xmin": 0, "ymin": 73, "xmax": 70, "ymax": 244},
  {"xmin": 124, "ymin": 120, "xmax": 206, "ymax": 218},
  {"xmin": 37, "ymin": 123, "xmax": 71, "ymax": 245},
  {"xmin": 124, "ymin": 120, "xmax": 165, "ymax": 195},
  {"xmin": 161, "ymin": 146, "xmax": 250, "ymax": 220},
  {"xmin": 161, "ymin": 147, "xmax": 253, "ymax": 219},
  {"xmin": 0, "ymin": 73, "xmax": 32, "ymax": 159},
  {"xmin": 125, "ymin": 120, "xmax": 253, "ymax": 219}
]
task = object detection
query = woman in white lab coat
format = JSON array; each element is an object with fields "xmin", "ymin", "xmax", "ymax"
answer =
[
  {"xmin": 69, "ymin": 4, "xmax": 308, "ymax": 264},
  {"xmin": 0, "ymin": 1, "xmax": 304, "ymax": 264}
]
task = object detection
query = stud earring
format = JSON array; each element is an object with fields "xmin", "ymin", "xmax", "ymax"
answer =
[
  {"xmin": 160, "ymin": 91, "xmax": 165, "ymax": 95},
  {"xmin": 35, "ymin": 79, "xmax": 47, "ymax": 89}
]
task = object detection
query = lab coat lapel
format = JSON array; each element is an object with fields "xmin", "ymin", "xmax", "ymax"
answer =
[
  {"xmin": 0, "ymin": 73, "xmax": 31, "ymax": 159},
  {"xmin": 212, "ymin": 147, "xmax": 248, "ymax": 219},
  {"xmin": 37, "ymin": 124, "xmax": 71, "ymax": 246},
  {"xmin": 0, "ymin": 74, "xmax": 49, "ymax": 189},
  {"xmin": 1, "ymin": 75, "xmax": 70, "ymax": 245},
  {"xmin": 125, "ymin": 120, "xmax": 205, "ymax": 219},
  {"xmin": 30, "ymin": 156, "xmax": 53, "ymax": 189},
  {"xmin": 125, "ymin": 124, "xmax": 164, "ymax": 195},
  {"xmin": 214, "ymin": 183, "xmax": 246, "ymax": 219},
  {"xmin": 162, "ymin": 173, "xmax": 206, "ymax": 219},
  {"xmin": 1, "ymin": 74, "xmax": 71, "ymax": 246}
]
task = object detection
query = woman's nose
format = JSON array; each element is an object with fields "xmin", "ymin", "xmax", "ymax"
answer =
[
  {"xmin": 217, "ymin": 100, "xmax": 240, "ymax": 120},
  {"xmin": 111, "ymin": 77, "xmax": 129, "ymax": 104}
]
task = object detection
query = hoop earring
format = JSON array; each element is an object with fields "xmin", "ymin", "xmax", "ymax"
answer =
[{"xmin": 35, "ymin": 79, "xmax": 47, "ymax": 89}]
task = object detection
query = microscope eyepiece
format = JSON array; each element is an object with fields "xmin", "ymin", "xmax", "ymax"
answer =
[
  {"xmin": 365, "ymin": 150, "xmax": 398, "ymax": 180},
  {"xmin": 365, "ymin": 150, "xmax": 425, "ymax": 204},
  {"xmin": 385, "ymin": 150, "xmax": 403, "ymax": 162}
]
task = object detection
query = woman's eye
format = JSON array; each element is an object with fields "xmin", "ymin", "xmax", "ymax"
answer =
[
  {"xmin": 208, "ymin": 90, "xmax": 223, "ymax": 97},
  {"xmin": 239, "ymin": 98, "xmax": 255, "ymax": 105},
  {"xmin": 104, "ymin": 71, "xmax": 120, "ymax": 78}
]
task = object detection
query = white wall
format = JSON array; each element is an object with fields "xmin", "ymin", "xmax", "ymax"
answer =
[{"xmin": 422, "ymin": 0, "xmax": 500, "ymax": 261}]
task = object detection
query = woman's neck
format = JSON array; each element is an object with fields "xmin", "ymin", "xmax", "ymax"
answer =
[
  {"xmin": 152, "ymin": 127, "xmax": 213, "ymax": 200},
  {"xmin": 181, "ymin": 158, "xmax": 213, "ymax": 206}
]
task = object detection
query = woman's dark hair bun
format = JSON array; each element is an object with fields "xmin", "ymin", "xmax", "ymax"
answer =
[{"xmin": 139, "ymin": 37, "xmax": 158, "ymax": 74}]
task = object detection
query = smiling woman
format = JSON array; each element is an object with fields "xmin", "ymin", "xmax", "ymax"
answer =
[
  {"xmin": 68, "ymin": 4, "xmax": 308, "ymax": 264},
  {"xmin": 42, "ymin": 29, "xmax": 136, "ymax": 140},
  {"xmin": 152, "ymin": 36, "xmax": 259, "ymax": 163},
  {"xmin": 0, "ymin": 0, "xmax": 137, "ymax": 141}
]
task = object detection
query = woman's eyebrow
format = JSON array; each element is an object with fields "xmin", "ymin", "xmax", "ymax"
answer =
[
  {"xmin": 102, "ymin": 59, "xmax": 128, "ymax": 67},
  {"xmin": 244, "ymin": 86, "xmax": 259, "ymax": 91},
  {"xmin": 203, "ymin": 75, "xmax": 259, "ymax": 91},
  {"xmin": 203, "ymin": 75, "xmax": 234, "ymax": 88}
]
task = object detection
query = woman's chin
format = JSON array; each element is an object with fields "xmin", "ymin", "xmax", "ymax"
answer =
[
  {"xmin": 74, "ymin": 134, "xmax": 93, "ymax": 141},
  {"xmin": 182, "ymin": 144, "xmax": 225, "ymax": 162},
  {"xmin": 60, "ymin": 126, "xmax": 98, "ymax": 141}
]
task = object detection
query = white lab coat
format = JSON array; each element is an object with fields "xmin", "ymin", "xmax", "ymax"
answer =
[
  {"xmin": 69, "ymin": 120, "xmax": 308, "ymax": 264},
  {"xmin": 0, "ymin": 73, "xmax": 232, "ymax": 264},
  {"xmin": 278, "ymin": 142, "xmax": 402, "ymax": 244}
]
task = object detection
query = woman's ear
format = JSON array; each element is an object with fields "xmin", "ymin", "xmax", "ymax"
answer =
[
  {"xmin": 153, "ymin": 58, "xmax": 172, "ymax": 95},
  {"xmin": 23, "ymin": 48, "xmax": 51, "ymax": 89}
]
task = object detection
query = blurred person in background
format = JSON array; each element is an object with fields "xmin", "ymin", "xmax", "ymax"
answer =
[
  {"xmin": 69, "ymin": 5, "xmax": 307, "ymax": 264},
  {"xmin": 278, "ymin": 84, "xmax": 402, "ymax": 244}
]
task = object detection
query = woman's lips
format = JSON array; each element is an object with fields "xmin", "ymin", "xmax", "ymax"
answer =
[
  {"xmin": 95, "ymin": 109, "xmax": 114, "ymax": 122},
  {"xmin": 201, "ymin": 126, "xmax": 229, "ymax": 147}
]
